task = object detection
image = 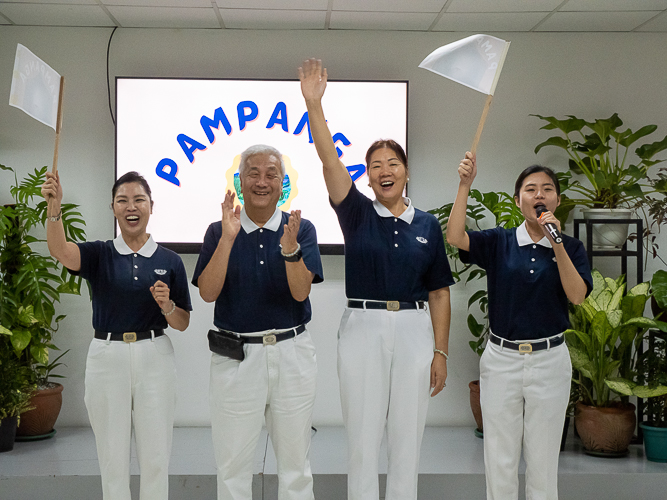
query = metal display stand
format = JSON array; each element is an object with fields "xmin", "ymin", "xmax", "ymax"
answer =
[{"xmin": 573, "ymin": 218, "xmax": 644, "ymax": 441}]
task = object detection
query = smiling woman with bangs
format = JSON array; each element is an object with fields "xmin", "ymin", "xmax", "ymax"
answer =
[
  {"xmin": 299, "ymin": 59, "xmax": 454, "ymax": 500},
  {"xmin": 42, "ymin": 171, "xmax": 192, "ymax": 500}
]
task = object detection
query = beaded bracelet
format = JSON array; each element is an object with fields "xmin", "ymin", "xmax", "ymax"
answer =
[
  {"xmin": 434, "ymin": 348, "xmax": 449, "ymax": 360},
  {"xmin": 161, "ymin": 300, "xmax": 176, "ymax": 317}
]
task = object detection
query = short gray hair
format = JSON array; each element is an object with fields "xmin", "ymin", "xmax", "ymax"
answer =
[{"xmin": 239, "ymin": 144, "xmax": 285, "ymax": 178}]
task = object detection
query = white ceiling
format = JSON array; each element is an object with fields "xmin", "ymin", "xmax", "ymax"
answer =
[{"xmin": 1, "ymin": 0, "xmax": 667, "ymax": 32}]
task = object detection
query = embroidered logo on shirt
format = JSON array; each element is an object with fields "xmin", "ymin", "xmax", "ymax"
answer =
[
  {"xmin": 154, "ymin": 269, "xmax": 167, "ymax": 275},
  {"xmin": 552, "ymin": 257, "xmax": 557, "ymax": 262},
  {"xmin": 416, "ymin": 237, "xmax": 428, "ymax": 244}
]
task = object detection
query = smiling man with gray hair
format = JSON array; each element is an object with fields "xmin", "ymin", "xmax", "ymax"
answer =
[{"xmin": 192, "ymin": 144, "xmax": 323, "ymax": 500}]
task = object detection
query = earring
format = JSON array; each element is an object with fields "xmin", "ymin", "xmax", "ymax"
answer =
[{"xmin": 407, "ymin": 177, "xmax": 410, "ymax": 181}]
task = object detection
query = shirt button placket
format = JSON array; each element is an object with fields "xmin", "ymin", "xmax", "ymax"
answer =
[
  {"xmin": 133, "ymin": 254, "xmax": 139, "ymax": 284},
  {"xmin": 394, "ymin": 219, "xmax": 399, "ymax": 248}
]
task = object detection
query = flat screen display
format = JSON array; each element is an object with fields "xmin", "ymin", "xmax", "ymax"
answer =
[{"xmin": 115, "ymin": 77, "xmax": 408, "ymax": 253}]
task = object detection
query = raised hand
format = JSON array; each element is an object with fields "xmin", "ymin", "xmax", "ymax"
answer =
[
  {"xmin": 458, "ymin": 151, "xmax": 477, "ymax": 187},
  {"xmin": 280, "ymin": 210, "xmax": 302, "ymax": 255},
  {"xmin": 298, "ymin": 58, "xmax": 328, "ymax": 101},
  {"xmin": 41, "ymin": 171, "xmax": 63, "ymax": 205},
  {"xmin": 221, "ymin": 190, "xmax": 241, "ymax": 242}
]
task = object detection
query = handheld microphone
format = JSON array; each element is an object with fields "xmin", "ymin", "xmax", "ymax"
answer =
[{"xmin": 535, "ymin": 204, "xmax": 563, "ymax": 245}]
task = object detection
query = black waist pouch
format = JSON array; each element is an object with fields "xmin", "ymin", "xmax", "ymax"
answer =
[{"xmin": 207, "ymin": 329, "xmax": 245, "ymax": 361}]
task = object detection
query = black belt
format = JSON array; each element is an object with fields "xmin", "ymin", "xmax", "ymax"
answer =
[
  {"xmin": 347, "ymin": 299, "xmax": 426, "ymax": 311},
  {"xmin": 490, "ymin": 334, "xmax": 564, "ymax": 354},
  {"xmin": 94, "ymin": 329, "xmax": 164, "ymax": 343},
  {"xmin": 222, "ymin": 324, "xmax": 306, "ymax": 345}
]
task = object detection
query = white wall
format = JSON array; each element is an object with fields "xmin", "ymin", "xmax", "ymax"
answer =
[{"xmin": 1, "ymin": 27, "xmax": 666, "ymax": 428}]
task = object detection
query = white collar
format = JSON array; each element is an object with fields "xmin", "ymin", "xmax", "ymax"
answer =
[
  {"xmin": 241, "ymin": 206, "xmax": 283, "ymax": 233},
  {"xmin": 372, "ymin": 197, "xmax": 415, "ymax": 224},
  {"xmin": 113, "ymin": 234, "xmax": 158, "ymax": 257},
  {"xmin": 516, "ymin": 221, "xmax": 551, "ymax": 248}
]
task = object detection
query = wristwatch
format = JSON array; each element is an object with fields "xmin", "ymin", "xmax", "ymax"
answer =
[{"xmin": 281, "ymin": 243, "xmax": 302, "ymax": 262}]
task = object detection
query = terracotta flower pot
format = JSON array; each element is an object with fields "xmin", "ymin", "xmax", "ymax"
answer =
[
  {"xmin": 16, "ymin": 383, "xmax": 63, "ymax": 437},
  {"xmin": 469, "ymin": 380, "xmax": 483, "ymax": 433},
  {"xmin": 574, "ymin": 402, "xmax": 636, "ymax": 455}
]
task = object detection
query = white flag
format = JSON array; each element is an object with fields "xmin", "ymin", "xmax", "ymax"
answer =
[
  {"xmin": 9, "ymin": 44, "xmax": 61, "ymax": 130},
  {"xmin": 419, "ymin": 34, "xmax": 510, "ymax": 95}
]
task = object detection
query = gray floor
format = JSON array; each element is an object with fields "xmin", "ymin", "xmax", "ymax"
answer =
[{"xmin": 1, "ymin": 426, "xmax": 666, "ymax": 499}]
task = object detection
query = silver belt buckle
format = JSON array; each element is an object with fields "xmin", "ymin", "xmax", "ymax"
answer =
[
  {"xmin": 387, "ymin": 301, "xmax": 400, "ymax": 311},
  {"xmin": 123, "ymin": 332, "xmax": 137, "ymax": 343},
  {"xmin": 518, "ymin": 343, "xmax": 532, "ymax": 354},
  {"xmin": 263, "ymin": 334, "xmax": 277, "ymax": 346}
]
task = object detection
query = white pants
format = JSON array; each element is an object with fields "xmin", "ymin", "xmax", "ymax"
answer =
[
  {"xmin": 337, "ymin": 307, "xmax": 433, "ymax": 500},
  {"xmin": 84, "ymin": 334, "xmax": 177, "ymax": 500},
  {"xmin": 209, "ymin": 328, "xmax": 317, "ymax": 500},
  {"xmin": 480, "ymin": 338, "xmax": 571, "ymax": 500}
]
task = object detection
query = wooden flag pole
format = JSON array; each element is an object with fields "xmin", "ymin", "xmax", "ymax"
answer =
[
  {"xmin": 470, "ymin": 94, "xmax": 493, "ymax": 155},
  {"xmin": 52, "ymin": 75, "xmax": 65, "ymax": 174}
]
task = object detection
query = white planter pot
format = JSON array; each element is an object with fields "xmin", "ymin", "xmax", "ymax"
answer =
[{"xmin": 581, "ymin": 208, "xmax": 633, "ymax": 249}]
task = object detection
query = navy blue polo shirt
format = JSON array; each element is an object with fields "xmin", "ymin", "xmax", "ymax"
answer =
[
  {"xmin": 332, "ymin": 182, "xmax": 454, "ymax": 301},
  {"xmin": 72, "ymin": 235, "xmax": 192, "ymax": 333},
  {"xmin": 191, "ymin": 207, "xmax": 324, "ymax": 333},
  {"xmin": 459, "ymin": 222, "xmax": 593, "ymax": 341}
]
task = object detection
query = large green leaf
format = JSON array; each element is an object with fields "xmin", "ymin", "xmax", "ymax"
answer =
[
  {"xmin": 10, "ymin": 328, "xmax": 31, "ymax": 353},
  {"xmin": 634, "ymin": 385, "xmax": 667, "ymax": 398},
  {"xmin": 591, "ymin": 310, "xmax": 612, "ymax": 346},
  {"xmin": 629, "ymin": 282, "xmax": 650, "ymax": 297},
  {"xmin": 636, "ymin": 134, "xmax": 667, "ymax": 160},
  {"xmin": 651, "ymin": 270, "xmax": 667, "ymax": 311},
  {"xmin": 596, "ymin": 290, "xmax": 613, "ymax": 311},
  {"xmin": 565, "ymin": 328, "xmax": 592, "ymax": 353},
  {"xmin": 622, "ymin": 317, "xmax": 658, "ymax": 330},
  {"xmin": 608, "ymin": 283, "xmax": 625, "ymax": 311},
  {"xmin": 531, "ymin": 114, "xmax": 587, "ymax": 134},
  {"xmin": 467, "ymin": 314, "xmax": 484, "ymax": 338},
  {"xmin": 618, "ymin": 124, "xmax": 658, "ymax": 148},
  {"xmin": 0, "ymin": 324, "xmax": 13, "ymax": 336},
  {"xmin": 17, "ymin": 305, "xmax": 38, "ymax": 326},
  {"xmin": 590, "ymin": 270, "xmax": 606, "ymax": 300},
  {"xmin": 569, "ymin": 345, "xmax": 592, "ymax": 373},
  {"xmin": 30, "ymin": 343, "xmax": 49, "ymax": 365},
  {"xmin": 534, "ymin": 136, "xmax": 570, "ymax": 154},
  {"xmin": 605, "ymin": 377, "xmax": 636, "ymax": 397},
  {"xmin": 607, "ymin": 309, "xmax": 623, "ymax": 329},
  {"xmin": 588, "ymin": 113, "xmax": 623, "ymax": 143}
]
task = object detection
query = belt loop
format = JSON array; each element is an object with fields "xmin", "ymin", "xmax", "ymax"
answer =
[
  {"xmin": 362, "ymin": 300, "xmax": 367, "ymax": 311},
  {"xmin": 546, "ymin": 338, "xmax": 551, "ymax": 351},
  {"xmin": 415, "ymin": 301, "xmax": 419, "ymax": 310},
  {"xmin": 151, "ymin": 330, "xmax": 155, "ymax": 342},
  {"xmin": 106, "ymin": 332, "xmax": 111, "ymax": 345},
  {"xmin": 500, "ymin": 338, "xmax": 505, "ymax": 352}
]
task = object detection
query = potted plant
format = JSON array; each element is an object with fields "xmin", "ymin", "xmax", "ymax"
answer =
[
  {"xmin": 0, "ymin": 164, "xmax": 86, "ymax": 438},
  {"xmin": 430, "ymin": 188, "xmax": 524, "ymax": 436},
  {"xmin": 565, "ymin": 270, "xmax": 667, "ymax": 456},
  {"xmin": 532, "ymin": 113, "xmax": 667, "ymax": 249},
  {"xmin": 608, "ymin": 270, "xmax": 667, "ymax": 462},
  {"xmin": 0, "ymin": 343, "xmax": 34, "ymax": 452}
]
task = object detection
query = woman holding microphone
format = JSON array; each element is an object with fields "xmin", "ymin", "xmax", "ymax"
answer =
[
  {"xmin": 447, "ymin": 152, "xmax": 592, "ymax": 500},
  {"xmin": 299, "ymin": 59, "xmax": 454, "ymax": 500},
  {"xmin": 42, "ymin": 171, "xmax": 192, "ymax": 500}
]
